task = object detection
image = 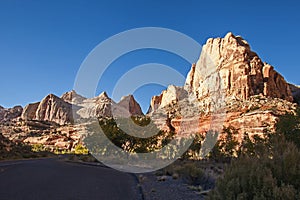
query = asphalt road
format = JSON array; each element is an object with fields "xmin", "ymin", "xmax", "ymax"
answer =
[{"xmin": 0, "ymin": 158, "xmax": 142, "ymax": 200}]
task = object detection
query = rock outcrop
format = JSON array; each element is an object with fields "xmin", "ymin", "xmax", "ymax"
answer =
[
  {"xmin": 289, "ymin": 84, "xmax": 300, "ymax": 104},
  {"xmin": 21, "ymin": 91, "xmax": 145, "ymax": 125},
  {"xmin": 0, "ymin": 105, "xmax": 23, "ymax": 122},
  {"xmin": 2, "ymin": 90, "xmax": 144, "ymax": 152},
  {"xmin": 115, "ymin": 95, "xmax": 143, "ymax": 116},
  {"xmin": 149, "ymin": 32, "xmax": 296, "ymax": 137},
  {"xmin": 36, "ymin": 94, "xmax": 74, "ymax": 125},
  {"xmin": 1, "ymin": 32, "xmax": 297, "ymax": 153},
  {"xmin": 148, "ymin": 85, "xmax": 189, "ymax": 114},
  {"xmin": 21, "ymin": 94, "xmax": 74, "ymax": 125},
  {"xmin": 185, "ymin": 32, "xmax": 293, "ymax": 103},
  {"xmin": 61, "ymin": 90, "xmax": 86, "ymax": 104},
  {"xmin": 21, "ymin": 102, "xmax": 40, "ymax": 121},
  {"xmin": 75, "ymin": 92, "xmax": 114, "ymax": 118},
  {"xmin": 75, "ymin": 92, "xmax": 144, "ymax": 119}
]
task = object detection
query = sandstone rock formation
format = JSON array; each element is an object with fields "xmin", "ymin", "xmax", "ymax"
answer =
[
  {"xmin": 148, "ymin": 85, "xmax": 189, "ymax": 114},
  {"xmin": 0, "ymin": 105, "xmax": 23, "ymax": 122},
  {"xmin": 21, "ymin": 90, "xmax": 144, "ymax": 125},
  {"xmin": 185, "ymin": 32, "xmax": 293, "ymax": 103},
  {"xmin": 75, "ymin": 92, "xmax": 144, "ymax": 119},
  {"xmin": 156, "ymin": 95, "xmax": 296, "ymax": 137},
  {"xmin": 149, "ymin": 32, "xmax": 296, "ymax": 137},
  {"xmin": 115, "ymin": 95, "xmax": 143, "ymax": 116},
  {"xmin": 36, "ymin": 94, "xmax": 74, "ymax": 125},
  {"xmin": 4, "ymin": 91, "xmax": 144, "ymax": 152},
  {"xmin": 21, "ymin": 102, "xmax": 40, "ymax": 121},
  {"xmin": 61, "ymin": 90, "xmax": 86, "ymax": 104},
  {"xmin": 75, "ymin": 92, "xmax": 114, "ymax": 119},
  {"xmin": 21, "ymin": 94, "xmax": 74, "ymax": 125},
  {"xmin": 1, "ymin": 32, "xmax": 297, "ymax": 153}
]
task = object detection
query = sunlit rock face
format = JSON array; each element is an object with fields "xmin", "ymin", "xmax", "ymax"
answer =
[
  {"xmin": 61, "ymin": 90, "xmax": 86, "ymax": 105},
  {"xmin": 185, "ymin": 32, "xmax": 293, "ymax": 103},
  {"xmin": 21, "ymin": 90, "xmax": 144, "ymax": 125},
  {"xmin": 2, "ymin": 32, "xmax": 298, "ymax": 152},
  {"xmin": 12, "ymin": 91, "xmax": 144, "ymax": 151},
  {"xmin": 21, "ymin": 94, "xmax": 74, "ymax": 125},
  {"xmin": 148, "ymin": 32, "xmax": 296, "ymax": 137},
  {"xmin": 147, "ymin": 85, "xmax": 188, "ymax": 114}
]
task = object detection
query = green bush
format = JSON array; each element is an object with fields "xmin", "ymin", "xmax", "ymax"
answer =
[
  {"xmin": 208, "ymin": 135, "xmax": 300, "ymax": 200},
  {"xmin": 208, "ymin": 127, "xmax": 239, "ymax": 162},
  {"xmin": 163, "ymin": 161, "xmax": 206, "ymax": 185},
  {"xmin": 276, "ymin": 107, "xmax": 300, "ymax": 148},
  {"xmin": 84, "ymin": 117, "xmax": 175, "ymax": 154}
]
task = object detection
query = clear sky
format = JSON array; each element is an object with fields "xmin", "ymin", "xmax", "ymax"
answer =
[{"xmin": 0, "ymin": 0, "xmax": 299, "ymax": 112}]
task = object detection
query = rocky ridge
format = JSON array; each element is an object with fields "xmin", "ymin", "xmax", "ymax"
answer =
[
  {"xmin": 0, "ymin": 91, "xmax": 144, "ymax": 151},
  {"xmin": 0, "ymin": 32, "xmax": 298, "ymax": 152},
  {"xmin": 148, "ymin": 32, "xmax": 296, "ymax": 137},
  {"xmin": 20, "ymin": 91, "xmax": 143, "ymax": 125},
  {"xmin": 185, "ymin": 32, "xmax": 292, "ymax": 102}
]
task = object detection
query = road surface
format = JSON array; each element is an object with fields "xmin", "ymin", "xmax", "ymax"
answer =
[{"xmin": 0, "ymin": 158, "xmax": 142, "ymax": 200}]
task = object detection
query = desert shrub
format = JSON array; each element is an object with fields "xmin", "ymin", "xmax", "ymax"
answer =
[
  {"xmin": 85, "ymin": 117, "xmax": 175, "ymax": 154},
  {"xmin": 74, "ymin": 144, "xmax": 89, "ymax": 155},
  {"xmin": 208, "ymin": 135, "xmax": 300, "ymax": 200},
  {"xmin": 276, "ymin": 107, "xmax": 300, "ymax": 148},
  {"xmin": 183, "ymin": 134, "xmax": 205, "ymax": 159},
  {"xmin": 31, "ymin": 144, "xmax": 45, "ymax": 152},
  {"xmin": 237, "ymin": 133, "xmax": 269, "ymax": 158},
  {"xmin": 175, "ymin": 162, "xmax": 205, "ymax": 185},
  {"xmin": 163, "ymin": 161, "xmax": 206, "ymax": 185},
  {"xmin": 208, "ymin": 127, "xmax": 239, "ymax": 162}
]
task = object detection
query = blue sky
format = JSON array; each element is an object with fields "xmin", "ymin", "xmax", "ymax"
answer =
[{"xmin": 0, "ymin": 0, "xmax": 299, "ymax": 112}]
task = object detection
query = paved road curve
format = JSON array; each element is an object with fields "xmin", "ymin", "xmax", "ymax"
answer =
[{"xmin": 0, "ymin": 158, "xmax": 142, "ymax": 200}]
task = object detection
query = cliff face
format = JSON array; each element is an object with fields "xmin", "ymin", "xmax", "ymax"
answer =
[
  {"xmin": 21, "ymin": 102, "xmax": 40, "ymax": 121},
  {"xmin": 116, "ymin": 95, "xmax": 143, "ymax": 116},
  {"xmin": 74, "ymin": 92, "xmax": 114, "ymax": 119},
  {"xmin": 185, "ymin": 32, "xmax": 293, "ymax": 103},
  {"xmin": 21, "ymin": 91, "xmax": 144, "ymax": 125},
  {"xmin": 8, "ymin": 91, "xmax": 144, "ymax": 151},
  {"xmin": 1, "ymin": 32, "xmax": 297, "ymax": 152},
  {"xmin": 148, "ymin": 85, "xmax": 188, "ymax": 114},
  {"xmin": 21, "ymin": 94, "xmax": 74, "ymax": 125},
  {"xmin": 148, "ymin": 32, "xmax": 296, "ymax": 136},
  {"xmin": 61, "ymin": 90, "xmax": 86, "ymax": 104}
]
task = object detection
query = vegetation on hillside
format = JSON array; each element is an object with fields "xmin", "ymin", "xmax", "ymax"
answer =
[
  {"xmin": 207, "ymin": 107, "xmax": 300, "ymax": 200},
  {"xmin": 0, "ymin": 133, "xmax": 52, "ymax": 160},
  {"xmin": 2, "ymin": 106, "xmax": 299, "ymax": 200}
]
